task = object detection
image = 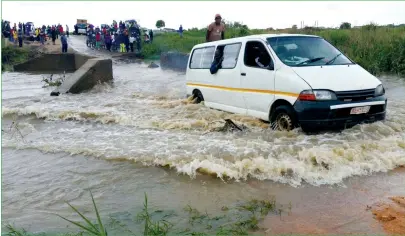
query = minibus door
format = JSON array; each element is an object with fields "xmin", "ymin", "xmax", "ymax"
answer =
[
  {"xmin": 212, "ymin": 43, "xmax": 246, "ymax": 110},
  {"xmin": 240, "ymin": 40, "xmax": 276, "ymax": 118}
]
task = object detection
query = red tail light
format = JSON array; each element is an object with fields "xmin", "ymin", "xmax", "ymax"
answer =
[{"xmin": 298, "ymin": 91, "xmax": 316, "ymax": 101}]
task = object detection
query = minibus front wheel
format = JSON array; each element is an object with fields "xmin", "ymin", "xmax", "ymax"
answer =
[
  {"xmin": 192, "ymin": 90, "xmax": 204, "ymax": 104},
  {"xmin": 270, "ymin": 105, "xmax": 298, "ymax": 131}
]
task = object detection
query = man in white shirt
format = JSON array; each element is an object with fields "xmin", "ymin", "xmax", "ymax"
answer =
[{"xmin": 129, "ymin": 35, "xmax": 135, "ymax": 52}]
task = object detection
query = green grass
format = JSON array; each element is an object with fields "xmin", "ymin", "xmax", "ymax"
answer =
[
  {"xmin": 1, "ymin": 37, "xmax": 32, "ymax": 71},
  {"xmin": 2, "ymin": 191, "xmax": 283, "ymax": 236},
  {"xmin": 2, "ymin": 190, "xmax": 395, "ymax": 236},
  {"xmin": 141, "ymin": 25, "xmax": 405, "ymax": 77}
]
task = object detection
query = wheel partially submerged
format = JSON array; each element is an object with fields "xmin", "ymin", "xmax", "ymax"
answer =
[{"xmin": 270, "ymin": 105, "xmax": 298, "ymax": 131}]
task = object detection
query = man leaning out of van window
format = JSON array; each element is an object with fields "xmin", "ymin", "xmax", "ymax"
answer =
[
  {"xmin": 210, "ymin": 48, "xmax": 224, "ymax": 74},
  {"xmin": 206, "ymin": 14, "xmax": 225, "ymax": 42}
]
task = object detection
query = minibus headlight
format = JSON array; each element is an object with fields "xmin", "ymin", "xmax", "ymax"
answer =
[
  {"xmin": 375, "ymin": 84, "xmax": 385, "ymax": 96},
  {"xmin": 298, "ymin": 90, "xmax": 337, "ymax": 101}
]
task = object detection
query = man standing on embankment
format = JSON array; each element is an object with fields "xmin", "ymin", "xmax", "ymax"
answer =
[{"xmin": 206, "ymin": 14, "xmax": 225, "ymax": 42}]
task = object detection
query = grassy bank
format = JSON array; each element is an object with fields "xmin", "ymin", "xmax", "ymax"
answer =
[
  {"xmin": 142, "ymin": 25, "xmax": 405, "ymax": 76},
  {"xmin": 2, "ymin": 190, "xmax": 391, "ymax": 236},
  {"xmin": 1, "ymin": 37, "xmax": 33, "ymax": 71},
  {"xmin": 3, "ymin": 191, "xmax": 287, "ymax": 236}
]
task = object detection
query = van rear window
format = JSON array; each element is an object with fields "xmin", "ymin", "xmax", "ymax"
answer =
[{"xmin": 190, "ymin": 46, "xmax": 216, "ymax": 69}]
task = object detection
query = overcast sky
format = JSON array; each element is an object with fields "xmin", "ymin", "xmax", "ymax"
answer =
[{"xmin": 2, "ymin": 1, "xmax": 405, "ymax": 30}]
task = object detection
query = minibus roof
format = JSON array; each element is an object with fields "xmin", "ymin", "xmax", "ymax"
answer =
[{"xmin": 192, "ymin": 33, "xmax": 320, "ymax": 49}]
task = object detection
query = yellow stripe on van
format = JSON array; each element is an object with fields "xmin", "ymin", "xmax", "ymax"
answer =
[{"xmin": 186, "ymin": 82, "xmax": 299, "ymax": 97}]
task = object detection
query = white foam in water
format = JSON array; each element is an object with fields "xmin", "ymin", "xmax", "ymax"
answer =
[{"xmin": 2, "ymin": 71, "xmax": 405, "ymax": 187}]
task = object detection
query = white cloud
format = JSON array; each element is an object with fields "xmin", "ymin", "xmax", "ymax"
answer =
[{"xmin": 2, "ymin": 1, "xmax": 405, "ymax": 30}]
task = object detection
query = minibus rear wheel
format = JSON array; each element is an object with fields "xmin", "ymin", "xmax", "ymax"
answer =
[
  {"xmin": 270, "ymin": 105, "xmax": 297, "ymax": 131},
  {"xmin": 192, "ymin": 90, "xmax": 204, "ymax": 104}
]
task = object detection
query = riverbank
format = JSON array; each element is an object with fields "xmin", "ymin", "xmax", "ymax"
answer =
[
  {"xmin": 141, "ymin": 25, "xmax": 405, "ymax": 76},
  {"xmin": 1, "ymin": 36, "xmax": 75, "ymax": 71}
]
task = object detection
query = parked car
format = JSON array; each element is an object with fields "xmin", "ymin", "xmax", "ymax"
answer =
[{"xmin": 186, "ymin": 34, "xmax": 387, "ymax": 132}]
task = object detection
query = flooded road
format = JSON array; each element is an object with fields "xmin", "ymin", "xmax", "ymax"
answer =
[{"xmin": 2, "ymin": 36, "xmax": 405, "ymax": 234}]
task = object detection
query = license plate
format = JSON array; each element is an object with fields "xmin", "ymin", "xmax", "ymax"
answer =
[{"xmin": 350, "ymin": 106, "xmax": 370, "ymax": 115}]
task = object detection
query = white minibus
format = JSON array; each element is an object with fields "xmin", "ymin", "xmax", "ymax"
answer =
[{"xmin": 186, "ymin": 34, "xmax": 387, "ymax": 132}]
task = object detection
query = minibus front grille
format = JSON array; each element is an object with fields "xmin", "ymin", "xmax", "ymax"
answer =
[{"xmin": 335, "ymin": 89, "xmax": 375, "ymax": 101}]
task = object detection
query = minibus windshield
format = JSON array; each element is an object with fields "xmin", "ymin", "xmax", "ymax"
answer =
[{"xmin": 267, "ymin": 36, "xmax": 354, "ymax": 67}]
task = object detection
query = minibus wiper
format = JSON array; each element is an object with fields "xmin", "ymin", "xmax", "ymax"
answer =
[
  {"xmin": 325, "ymin": 53, "xmax": 342, "ymax": 65},
  {"xmin": 296, "ymin": 57, "xmax": 325, "ymax": 66}
]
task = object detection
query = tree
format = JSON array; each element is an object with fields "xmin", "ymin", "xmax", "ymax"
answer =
[
  {"xmin": 238, "ymin": 25, "xmax": 249, "ymax": 36},
  {"xmin": 155, "ymin": 20, "xmax": 165, "ymax": 29},
  {"xmin": 340, "ymin": 22, "xmax": 351, "ymax": 29},
  {"xmin": 362, "ymin": 22, "xmax": 378, "ymax": 31},
  {"xmin": 292, "ymin": 25, "xmax": 297, "ymax": 30}
]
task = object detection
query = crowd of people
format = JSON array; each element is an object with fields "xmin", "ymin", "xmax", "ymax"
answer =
[
  {"xmin": 83, "ymin": 20, "xmax": 154, "ymax": 53},
  {"xmin": 3, "ymin": 14, "xmax": 225, "ymax": 55},
  {"xmin": 2, "ymin": 20, "xmax": 69, "ymax": 51}
]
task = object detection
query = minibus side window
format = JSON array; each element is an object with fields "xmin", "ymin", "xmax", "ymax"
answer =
[
  {"xmin": 189, "ymin": 46, "xmax": 216, "ymax": 69},
  {"xmin": 244, "ymin": 41, "xmax": 274, "ymax": 70},
  {"xmin": 221, "ymin": 43, "xmax": 242, "ymax": 69}
]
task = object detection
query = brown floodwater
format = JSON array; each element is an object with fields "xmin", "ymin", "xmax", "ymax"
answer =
[{"xmin": 2, "ymin": 36, "xmax": 405, "ymax": 234}]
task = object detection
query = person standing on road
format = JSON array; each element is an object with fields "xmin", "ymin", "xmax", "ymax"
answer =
[
  {"xmin": 59, "ymin": 25, "xmax": 64, "ymax": 36},
  {"xmin": 51, "ymin": 26, "xmax": 57, "ymax": 45},
  {"xmin": 179, "ymin": 25, "xmax": 183, "ymax": 38},
  {"xmin": 60, "ymin": 32, "xmax": 68, "ymax": 53},
  {"xmin": 206, "ymin": 14, "xmax": 225, "ymax": 42},
  {"xmin": 149, "ymin": 29, "xmax": 153, "ymax": 43},
  {"xmin": 13, "ymin": 29, "xmax": 18, "ymax": 45},
  {"xmin": 129, "ymin": 34, "xmax": 135, "ymax": 52},
  {"xmin": 124, "ymin": 30, "xmax": 130, "ymax": 53},
  {"xmin": 66, "ymin": 25, "xmax": 69, "ymax": 37},
  {"xmin": 119, "ymin": 33, "xmax": 126, "ymax": 53},
  {"xmin": 95, "ymin": 31, "xmax": 101, "ymax": 50},
  {"xmin": 18, "ymin": 29, "xmax": 23, "ymax": 47},
  {"xmin": 105, "ymin": 33, "xmax": 112, "ymax": 51},
  {"xmin": 40, "ymin": 29, "xmax": 45, "ymax": 45}
]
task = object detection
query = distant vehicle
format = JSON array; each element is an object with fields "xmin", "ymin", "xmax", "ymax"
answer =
[
  {"xmin": 25, "ymin": 22, "xmax": 35, "ymax": 36},
  {"xmin": 76, "ymin": 23, "xmax": 87, "ymax": 35},
  {"xmin": 186, "ymin": 34, "xmax": 387, "ymax": 132},
  {"xmin": 75, "ymin": 19, "xmax": 87, "ymax": 35},
  {"xmin": 77, "ymin": 19, "xmax": 87, "ymax": 24},
  {"xmin": 125, "ymin": 19, "xmax": 138, "ymax": 26}
]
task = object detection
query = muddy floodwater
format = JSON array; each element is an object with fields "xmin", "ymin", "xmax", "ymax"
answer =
[{"xmin": 2, "ymin": 36, "xmax": 405, "ymax": 234}]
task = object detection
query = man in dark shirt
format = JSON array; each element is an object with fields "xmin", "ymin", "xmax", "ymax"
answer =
[{"xmin": 60, "ymin": 32, "xmax": 68, "ymax": 53}]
